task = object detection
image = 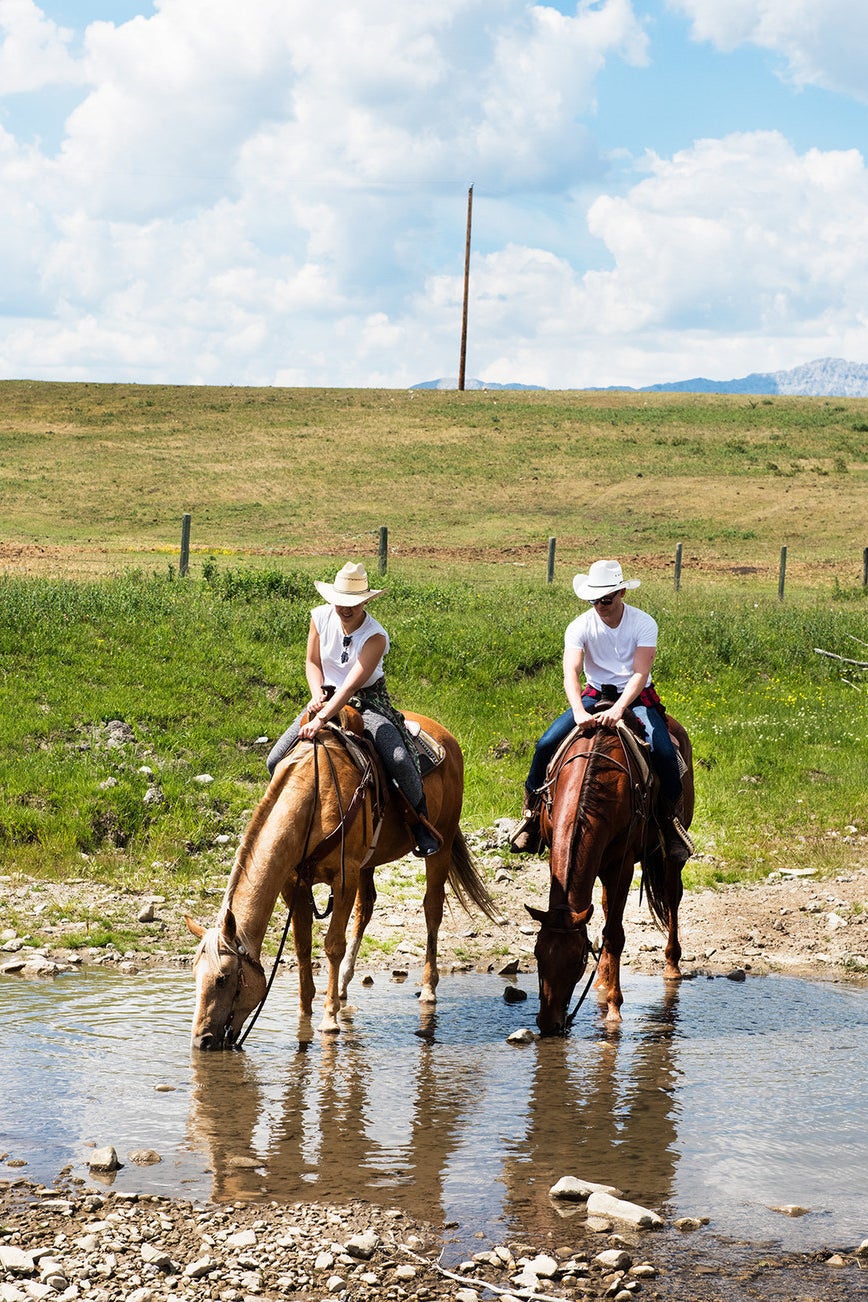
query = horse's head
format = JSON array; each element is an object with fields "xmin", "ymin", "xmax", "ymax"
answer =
[
  {"xmin": 526, "ymin": 902, "xmax": 593, "ymax": 1037},
  {"xmin": 186, "ymin": 909, "xmax": 267, "ymax": 1051}
]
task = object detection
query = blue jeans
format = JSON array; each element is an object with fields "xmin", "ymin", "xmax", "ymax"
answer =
[{"xmin": 525, "ymin": 696, "xmax": 681, "ymax": 802}]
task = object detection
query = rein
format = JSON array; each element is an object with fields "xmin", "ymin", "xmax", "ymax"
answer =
[{"xmin": 564, "ymin": 937, "xmax": 601, "ymax": 1030}]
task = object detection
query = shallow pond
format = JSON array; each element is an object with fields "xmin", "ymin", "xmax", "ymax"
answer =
[{"xmin": 1, "ymin": 966, "xmax": 866, "ymax": 1264}]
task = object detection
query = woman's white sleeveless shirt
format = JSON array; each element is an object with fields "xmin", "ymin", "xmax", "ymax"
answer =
[{"xmin": 312, "ymin": 605, "xmax": 389, "ymax": 688}]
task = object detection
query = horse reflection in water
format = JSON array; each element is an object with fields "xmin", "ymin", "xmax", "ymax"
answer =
[
  {"xmin": 529, "ymin": 718, "xmax": 693, "ymax": 1035},
  {"xmin": 502, "ymin": 984, "xmax": 683, "ymax": 1235},
  {"xmin": 187, "ymin": 1008, "xmax": 478, "ymax": 1218},
  {"xmin": 186, "ymin": 712, "xmax": 496, "ymax": 1045}
]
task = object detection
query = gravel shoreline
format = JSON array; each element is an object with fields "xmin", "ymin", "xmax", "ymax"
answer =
[{"xmin": 3, "ymin": 1172, "xmax": 868, "ymax": 1302}]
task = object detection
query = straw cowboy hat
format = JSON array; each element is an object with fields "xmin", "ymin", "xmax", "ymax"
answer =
[
  {"xmin": 314, "ymin": 562, "xmax": 385, "ymax": 607},
  {"xmin": 573, "ymin": 559, "xmax": 641, "ymax": 601}
]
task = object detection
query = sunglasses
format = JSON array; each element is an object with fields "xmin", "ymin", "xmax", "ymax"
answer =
[
  {"xmin": 340, "ymin": 635, "xmax": 352, "ymax": 664},
  {"xmin": 591, "ymin": 593, "xmax": 617, "ymax": 607}
]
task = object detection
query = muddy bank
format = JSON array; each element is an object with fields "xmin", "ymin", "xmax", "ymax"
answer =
[{"xmin": 2, "ymin": 833, "xmax": 866, "ymax": 986}]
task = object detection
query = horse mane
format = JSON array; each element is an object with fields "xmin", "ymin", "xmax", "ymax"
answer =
[
  {"xmin": 573, "ymin": 729, "xmax": 618, "ymax": 826},
  {"xmin": 571, "ymin": 727, "xmax": 668, "ymax": 928},
  {"xmin": 223, "ymin": 747, "xmax": 310, "ymax": 912}
]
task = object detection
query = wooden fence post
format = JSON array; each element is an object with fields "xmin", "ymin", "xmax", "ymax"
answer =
[
  {"xmin": 179, "ymin": 513, "xmax": 191, "ymax": 577},
  {"xmin": 378, "ymin": 526, "xmax": 388, "ymax": 576},
  {"xmin": 674, "ymin": 542, "xmax": 683, "ymax": 591},
  {"xmin": 778, "ymin": 545, "xmax": 787, "ymax": 601},
  {"xmin": 863, "ymin": 546, "xmax": 868, "ymax": 588},
  {"xmin": 547, "ymin": 537, "xmax": 556, "ymax": 584}
]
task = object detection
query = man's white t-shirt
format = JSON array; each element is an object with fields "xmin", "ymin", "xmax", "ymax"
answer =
[{"xmin": 564, "ymin": 604, "xmax": 658, "ymax": 692}]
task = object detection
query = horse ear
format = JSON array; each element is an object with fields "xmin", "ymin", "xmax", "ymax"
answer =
[
  {"xmin": 525, "ymin": 904, "xmax": 548, "ymax": 925},
  {"xmin": 569, "ymin": 905, "xmax": 594, "ymax": 928},
  {"xmin": 184, "ymin": 914, "xmax": 206, "ymax": 939},
  {"xmin": 220, "ymin": 908, "xmax": 238, "ymax": 944}
]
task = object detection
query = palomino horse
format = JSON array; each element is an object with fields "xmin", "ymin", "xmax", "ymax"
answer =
[
  {"xmin": 528, "ymin": 716, "xmax": 694, "ymax": 1036},
  {"xmin": 186, "ymin": 711, "xmax": 496, "ymax": 1046}
]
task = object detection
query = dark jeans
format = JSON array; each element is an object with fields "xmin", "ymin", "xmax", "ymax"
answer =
[{"xmin": 525, "ymin": 695, "xmax": 681, "ymax": 802}]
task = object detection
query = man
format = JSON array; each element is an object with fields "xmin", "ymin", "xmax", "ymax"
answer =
[{"xmin": 510, "ymin": 558, "xmax": 693, "ymax": 864}]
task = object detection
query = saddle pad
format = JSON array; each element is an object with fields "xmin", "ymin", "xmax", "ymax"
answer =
[{"xmin": 404, "ymin": 718, "xmax": 447, "ymax": 774}]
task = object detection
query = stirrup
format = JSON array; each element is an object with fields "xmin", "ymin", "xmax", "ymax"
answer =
[
  {"xmin": 510, "ymin": 809, "xmax": 541, "ymax": 855},
  {"xmin": 412, "ymin": 822, "xmax": 442, "ymax": 858},
  {"xmin": 666, "ymin": 817, "xmax": 694, "ymax": 861}
]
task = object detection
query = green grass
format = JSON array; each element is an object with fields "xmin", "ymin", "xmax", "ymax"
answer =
[{"xmin": 0, "ymin": 569, "xmax": 864, "ymax": 913}]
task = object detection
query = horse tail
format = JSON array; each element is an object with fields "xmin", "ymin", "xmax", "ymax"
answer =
[
  {"xmin": 448, "ymin": 828, "xmax": 500, "ymax": 922},
  {"xmin": 640, "ymin": 832, "xmax": 669, "ymax": 931}
]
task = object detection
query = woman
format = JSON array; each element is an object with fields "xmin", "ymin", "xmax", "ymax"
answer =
[{"xmin": 266, "ymin": 561, "xmax": 441, "ymax": 857}]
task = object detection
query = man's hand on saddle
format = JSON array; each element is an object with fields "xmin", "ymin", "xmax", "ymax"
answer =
[
  {"xmin": 572, "ymin": 706, "xmax": 596, "ymax": 730},
  {"xmin": 578, "ymin": 702, "xmax": 627, "ymax": 730}
]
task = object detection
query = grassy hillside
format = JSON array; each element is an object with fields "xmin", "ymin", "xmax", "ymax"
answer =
[{"xmin": 1, "ymin": 381, "xmax": 866, "ymax": 589}]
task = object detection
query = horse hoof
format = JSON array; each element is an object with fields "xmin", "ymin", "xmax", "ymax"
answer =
[
  {"xmin": 664, "ymin": 966, "xmax": 683, "ymax": 981},
  {"xmin": 418, "ymin": 986, "xmax": 437, "ymax": 1004}
]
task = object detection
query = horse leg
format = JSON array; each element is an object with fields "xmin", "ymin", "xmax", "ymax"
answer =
[
  {"xmin": 663, "ymin": 856, "xmax": 684, "ymax": 981},
  {"xmin": 318, "ymin": 884, "xmax": 357, "ymax": 1034},
  {"xmin": 289, "ymin": 886, "xmax": 316, "ymax": 1019},
  {"xmin": 419, "ymin": 851, "xmax": 450, "ymax": 1004},
  {"xmin": 339, "ymin": 868, "xmax": 377, "ymax": 1002},
  {"xmin": 596, "ymin": 876, "xmax": 630, "ymax": 1024}
]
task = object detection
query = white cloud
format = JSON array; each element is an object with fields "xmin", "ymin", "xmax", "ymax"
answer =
[
  {"xmin": 447, "ymin": 131, "xmax": 868, "ymax": 387},
  {"xmin": 670, "ymin": 0, "xmax": 868, "ymax": 104},
  {"xmin": 0, "ymin": 0, "xmax": 650, "ymax": 383},
  {"xmin": 0, "ymin": 0, "xmax": 81, "ymax": 92}
]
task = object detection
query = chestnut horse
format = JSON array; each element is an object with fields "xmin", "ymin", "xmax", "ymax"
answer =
[
  {"xmin": 528, "ymin": 716, "xmax": 693, "ymax": 1036},
  {"xmin": 186, "ymin": 712, "xmax": 496, "ymax": 1047}
]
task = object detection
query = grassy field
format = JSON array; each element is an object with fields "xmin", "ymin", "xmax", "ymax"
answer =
[
  {"xmin": 1, "ymin": 380, "xmax": 866, "ymax": 588},
  {"xmin": 0, "ymin": 383, "xmax": 865, "ymax": 953}
]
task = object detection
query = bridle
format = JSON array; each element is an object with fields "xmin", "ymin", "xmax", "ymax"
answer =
[
  {"xmin": 196, "ymin": 929, "xmax": 266, "ymax": 1049},
  {"xmin": 536, "ymin": 910, "xmax": 602, "ymax": 1033}
]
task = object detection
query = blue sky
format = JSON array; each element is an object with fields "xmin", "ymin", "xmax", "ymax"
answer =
[{"xmin": 1, "ymin": 1, "xmax": 866, "ymax": 388}]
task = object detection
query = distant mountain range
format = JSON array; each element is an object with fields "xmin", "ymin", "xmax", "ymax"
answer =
[
  {"xmin": 613, "ymin": 358, "xmax": 868, "ymax": 397},
  {"xmin": 412, "ymin": 358, "xmax": 868, "ymax": 397}
]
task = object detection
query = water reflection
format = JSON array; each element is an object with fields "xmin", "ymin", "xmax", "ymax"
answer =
[
  {"xmin": 502, "ymin": 985, "xmax": 682, "ymax": 1230},
  {"xmin": 1, "ymin": 968, "xmax": 866, "ymax": 1256},
  {"xmin": 187, "ymin": 1004, "xmax": 483, "ymax": 1224}
]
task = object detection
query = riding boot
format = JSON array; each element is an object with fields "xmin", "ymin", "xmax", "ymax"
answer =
[
  {"xmin": 411, "ymin": 796, "xmax": 443, "ymax": 858},
  {"xmin": 660, "ymin": 798, "xmax": 694, "ymax": 867},
  {"xmin": 510, "ymin": 788, "xmax": 542, "ymax": 855}
]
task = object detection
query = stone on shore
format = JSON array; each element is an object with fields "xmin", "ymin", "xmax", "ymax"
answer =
[
  {"xmin": 549, "ymin": 1175, "xmax": 622, "ymax": 1201},
  {"xmin": 586, "ymin": 1191, "xmax": 664, "ymax": 1228}
]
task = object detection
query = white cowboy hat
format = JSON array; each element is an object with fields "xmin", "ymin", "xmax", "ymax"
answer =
[
  {"xmin": 572, "ymin": 559, "xmax": 641, "ymax": 601},
  {"xmin": 314, "ymin": 562, "xmax": 385, "ymax": 607}
]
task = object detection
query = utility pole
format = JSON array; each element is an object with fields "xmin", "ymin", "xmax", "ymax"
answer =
[{"xmin": 457, "ymin": 184, "xmax": 473, "ymax": 391}]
